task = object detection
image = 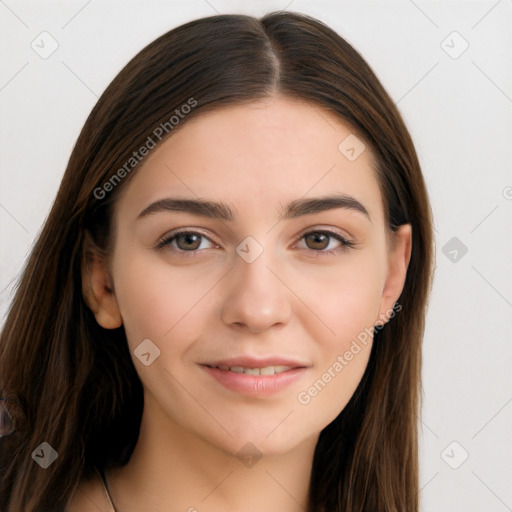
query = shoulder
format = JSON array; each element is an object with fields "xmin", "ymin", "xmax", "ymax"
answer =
[{"xmin": 66, "ymin": 469, "xmax": 114, "ymax": 512}]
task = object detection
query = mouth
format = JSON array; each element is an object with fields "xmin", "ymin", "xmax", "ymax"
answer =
[
  {"xmin": 199, "ymin": 357, "xmax": 309, "ymax": 397},
  {"xmin": 204, "ymin": 364, "xmax": 295, "ymax": 376}
]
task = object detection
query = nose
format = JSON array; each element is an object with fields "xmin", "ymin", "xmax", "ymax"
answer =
[{"xmin": 219, "ymin": 244, "xmax": 293, "ymax": 334}]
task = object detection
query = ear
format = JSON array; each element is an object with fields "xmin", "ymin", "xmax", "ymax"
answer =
[
  {"xmin": 375, "ymin": 224, "xmax": 412, "ymax": 326},
  {"xmin": 81, "ymin": 232, "xmax": 122, "ymax": 329}
]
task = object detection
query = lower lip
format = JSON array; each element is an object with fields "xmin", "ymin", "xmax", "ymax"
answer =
[{"xmin": 201, "ymin": 365, "xmax": 307, "ymax": 397}]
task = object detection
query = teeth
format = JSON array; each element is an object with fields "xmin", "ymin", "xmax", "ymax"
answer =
[{"xmin": 215, "ymin": 365, "xmax": 292, "ymax": 375}]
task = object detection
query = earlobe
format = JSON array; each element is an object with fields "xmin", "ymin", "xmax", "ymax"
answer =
[
  {"xmin": 376, "ymin": 224, "xmax": 412, "ymax": 325},
  {"xmin": 81, "ymin": 234, "xmax": 123, "ymax": 329}
]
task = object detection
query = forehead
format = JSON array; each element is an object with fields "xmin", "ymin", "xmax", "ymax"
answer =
[{"xmin": 116, "ymin": 95, "xmax": 384, "ymax": 225}]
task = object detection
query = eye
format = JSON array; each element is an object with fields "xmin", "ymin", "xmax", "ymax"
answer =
[
  {"xmin": 296, "ymin": 229, "xmax": 355, "ymax": 255},
  {"xmin": 156, "ymin": 230, "xmax": 216, "ymax": 253},
  {"xmin": 156, "ymin": 228, "xmax": 354, "ymax": 257}
]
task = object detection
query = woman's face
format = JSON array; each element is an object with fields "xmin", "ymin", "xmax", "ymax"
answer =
[{"xmin": 91, "ymin": 95, "xmax": 410, "ymax": 457}]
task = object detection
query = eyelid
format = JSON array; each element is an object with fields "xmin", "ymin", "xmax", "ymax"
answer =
[{"xmin": 295, "ymin": 224, "xmax": 353, "ymax": 241}]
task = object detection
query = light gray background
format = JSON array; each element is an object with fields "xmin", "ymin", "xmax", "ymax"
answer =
[{"xmin": 1, "ymin": 1, "xmax": 511, "ymax": 511}]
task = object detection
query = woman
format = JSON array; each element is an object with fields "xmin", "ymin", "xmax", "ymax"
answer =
[{"xmin": 0, "ymin": 11, "xmax": 433, "ymax": 512}]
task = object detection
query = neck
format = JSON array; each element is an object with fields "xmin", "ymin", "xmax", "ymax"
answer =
[{"xmin": 108, "ymin": 393, "xmax": 316, "ymax": 512}]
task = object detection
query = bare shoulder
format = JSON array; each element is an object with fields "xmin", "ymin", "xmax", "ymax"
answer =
[{"xmin": 66, "ymin": 470, "xmax": 113, "ymax": 512}]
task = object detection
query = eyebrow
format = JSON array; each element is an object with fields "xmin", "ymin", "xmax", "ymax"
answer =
[{"xmin": 137, "ymin": 194, "xmax": 371, "ymax": 222}]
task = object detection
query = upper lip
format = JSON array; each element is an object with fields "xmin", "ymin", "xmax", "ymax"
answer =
[{"xmin": 202, "ymin": 356, "xmax": 309, "ymax": 369}]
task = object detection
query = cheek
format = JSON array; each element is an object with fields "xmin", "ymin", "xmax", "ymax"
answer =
[
  {"xmin": 111, "ymin": 247, "xmax": 222, "ymax": 351},
  {"xmin": 292, "ymin": 250, "xmax": 385, "ymax": 344},
  {"xmin": 289, "ymin": 252, "xmax": 385, "ymax": 422}
]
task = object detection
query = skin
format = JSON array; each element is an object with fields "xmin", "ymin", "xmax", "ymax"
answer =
[{"xmin": 71, "ymin": 95, "xmax": 411, "ymax": 512}]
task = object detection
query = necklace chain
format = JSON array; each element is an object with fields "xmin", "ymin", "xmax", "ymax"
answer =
[{"xmin": 102, "ymin": 470, "xmax": 120, "ymax": 512}]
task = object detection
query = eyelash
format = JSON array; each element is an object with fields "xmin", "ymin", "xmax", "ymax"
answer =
[{"xmin": 156, "ymin": 228, "xmax": 355, "ymax": 257}]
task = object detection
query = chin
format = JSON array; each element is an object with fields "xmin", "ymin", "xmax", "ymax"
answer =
[{"xmin": 209, "ymin": 423, "xmax": 315, "ymax": 460}]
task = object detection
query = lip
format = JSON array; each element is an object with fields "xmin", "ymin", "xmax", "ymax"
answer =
[
  {"xmin": 199, "ymin": 356, "xmax": 309, "ymax": 398},
  {"xmin": 203, "ymin": 356, "xmax": 308, "ymax": 369}
]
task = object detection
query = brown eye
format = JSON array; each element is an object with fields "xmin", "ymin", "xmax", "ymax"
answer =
[
  {"xmin": 175, "ymin": 233, "xmax": 202, "ymax": 251},
  {"xmin": 304, "ymin": 232, "xmax": 330, "ymax": 250},
  {"xmin": 297, "ymin": 230, "xmax": 354, "ymax": 254},
  {"xmin": 157, "ymin": 231, "xmax": 215, "ymax": 252}
]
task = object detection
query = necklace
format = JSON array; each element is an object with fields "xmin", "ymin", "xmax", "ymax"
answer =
[{"xmin": 100, "ymin": 469, "xmax": 120, "ymax": 512}]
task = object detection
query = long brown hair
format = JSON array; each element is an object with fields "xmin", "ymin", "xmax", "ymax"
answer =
[{"xmin": 0, "ymin": 12, "xmax": 433, "ymax": 512}]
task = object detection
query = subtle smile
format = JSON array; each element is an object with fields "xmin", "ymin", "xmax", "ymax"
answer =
[{"xmin": 200, "ymin": 357, "xmax": 309, "ymax": 397}]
